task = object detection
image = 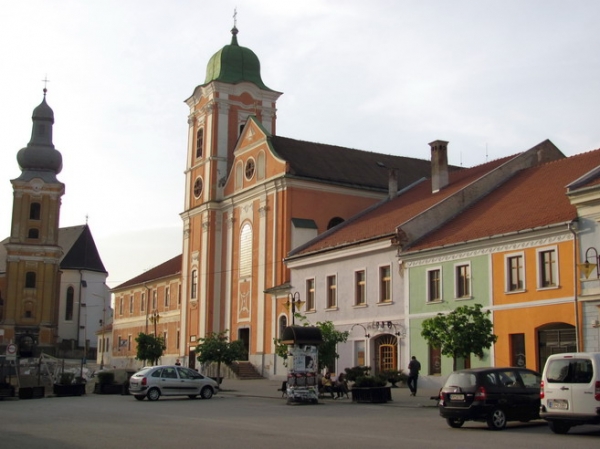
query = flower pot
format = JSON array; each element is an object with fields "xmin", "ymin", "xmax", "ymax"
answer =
[{"xmin": 351, "ymin": 386, "xmax": 392, "ymax": 403}]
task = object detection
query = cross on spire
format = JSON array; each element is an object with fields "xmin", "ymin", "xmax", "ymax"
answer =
[
  {"xmin": 233, "ymin": 7, "xmax": 237, "ymax": 27},
  {"xmin": 42, "ymin": 75, "xmax": 50, "ymax": 96}
]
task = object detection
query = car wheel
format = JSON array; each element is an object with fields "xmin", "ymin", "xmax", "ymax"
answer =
[
  {"xmin": 188, "ymin": 395, "xmax": 198, "ymax": 399},
  {"xmin": 548, "ymin": 421, "xmax": 571, "ymax": 434},
  {"xmin": 134, "ymin": 395, "xmax": 145, "ymax": 401},
  {"xmin": 486, "ymin": 409, "xmax": 507, "ymax": 430},
  {"xmin": 146, "ymin": 388, "xmax": 160, "ymax": 401},
  {"xmin": 200, "ymin": 386, "xmax": 214, "ymax": 399},
  {"xmin": 446, "ymin": 418, "xmax": 465, "ymax": 428}
]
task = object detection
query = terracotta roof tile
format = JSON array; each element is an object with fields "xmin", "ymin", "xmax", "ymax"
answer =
[
  {"xmin": 112, "ymin": 254, "xmax": 182, "ymax": 290},
  {"xmin": 408, "ymin": 148, "xmax": 600, "ymax": 252}
]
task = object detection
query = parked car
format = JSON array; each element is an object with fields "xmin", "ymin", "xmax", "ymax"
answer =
[
  {"xmin": 438, "ymin": 367, "xmax": 541, "ymax": 430},
  {"xmin": 539, "ymin": 352, "xmax": 600, "ymax": 434},
  {"xmin": 128, "ymin": 365, "xmax": 219, "ymax": 401}
]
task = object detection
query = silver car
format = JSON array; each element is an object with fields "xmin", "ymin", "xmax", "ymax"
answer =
[{"xmin": 129, "ymin": 365, "xmax": 219, "ymax": 401}]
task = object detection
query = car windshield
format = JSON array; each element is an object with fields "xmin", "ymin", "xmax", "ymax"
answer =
[{"xmin": 444, "ymin": 372, "xmax": 477, "ymax": 390}]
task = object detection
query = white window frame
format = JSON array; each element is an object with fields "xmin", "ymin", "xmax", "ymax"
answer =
[
  {"xmin": 454, "ymin": 262, "xmax": 472, "ymax": 299},
  {"xmin": 354, "ymin": 269, "xmax": 367, "ymax": 306},
  {"xmin": 426, "ymin": 267, "xmax": 442, "ymax": 303},
  {"xmin": 537, "ymin": 245, "xmax": 559, "ymax": 290},
  {"xmin": 326, "ymin": 274, "xmax": 337, "ymax": 309},
  {"xmin": 305, "ymin": 278, "xmax": 316, "ymax": 312},
  {"xmin": 505, "ymin": 251, "xmax": 526, "ymax": 293},
  {"xmin": 378, "ymin": 265, "xmax": 391, "ymax": 303}
]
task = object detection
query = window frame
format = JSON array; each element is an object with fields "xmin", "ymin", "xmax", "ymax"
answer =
[
  {"xmin": 191, "ymin": 270, "xmax": 198, "ymax": 300},
  {"xmin": 505, "ymin": 252, "xmax": 525, "ymax": 293},
  {"xmin": 426, "ymin": 267, "xmax": 442, "ymax": 303},
  {"xmin": 326, "ymin": 274, "xmax": 337, "ymax": 309},
  {"xmin": 354, "ymin": 269, "xmax": 366, "ymax": 306},
  {"xmin": 379, "ymin": 265, "xmax": 391, "ymax": 303},
  {"xmin": 305, "ymin": 278, "xmax": 316, "ymax": 311},
  {"xmin": 537, "ymin": 246, "xmax": 558, "ymax": 289},
  {"xmin": 454, "ymin": 262, "xmax": 471, "ymax": 299},
  {"xmin": 196, "ymin": 127, "xmax": 204, "ymax": 158}
]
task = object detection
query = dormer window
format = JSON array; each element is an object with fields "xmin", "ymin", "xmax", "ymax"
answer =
[{"xmin": 196, "ymin": 128, "xmax": 204, "ymax": 158}]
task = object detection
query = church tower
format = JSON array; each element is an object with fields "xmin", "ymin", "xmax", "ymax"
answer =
[
  {"xmin": 3, "ymin": 89, "xmax": 65, "ymax": 357},
  {"xmin": 180, "ymin": 25, "xmax": 281, "ymax": 358}
]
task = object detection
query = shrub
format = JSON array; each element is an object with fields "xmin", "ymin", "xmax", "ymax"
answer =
[
  {"xmin": 353, "ymin": 375, "xmax": 387, "ymax": 388},
  {"xmin": 344, "ymin": 366, "xmax": 370, "ymax": 382},
  {"xmin": 382, "ymin": 369, "xmax": 407, "ymax": 385}
]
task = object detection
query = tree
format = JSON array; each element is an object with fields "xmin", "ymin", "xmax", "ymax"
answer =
[
  {"xmin": 273, "ymin": 317, "xmax": 349, "ymax": 371},
  {"xmin": 195, "ymin": 330, "xmax": 247, "ymax": 384},
  {"xmin": 135, "ymin": 333, "xmax": 165, "ymax": 366},
  {"xmin": 421, "ymin": 304, "xmax": 498, "ymax": 371}
]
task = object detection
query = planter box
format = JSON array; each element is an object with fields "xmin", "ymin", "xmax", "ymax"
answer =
[
  {"xmin": 53, "ymin": 383, "xmax": 85, "ymax": 397},
  {"xmin": 1, "ymin": 385, "xmax": 16, "ymax": 399},
  {"xmin": 18, "ymin": 386, "xmax": 44, "ymax": 399},
  {"xmin": 351, "ymin": 386, "xmax": 392, "ymax": 403}
]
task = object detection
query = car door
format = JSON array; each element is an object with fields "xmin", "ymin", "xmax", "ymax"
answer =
[
  {"xmin": 569, "ymin": 357, "xmax": 595, "ymax": 415},
  {"xmin": 495, "ymin": 369, "xmax": 522, "ymax": 420},
  {"xmin": 176, "ymin": 367, "xmax": 202, "ymax": 395},
  {"xmin": 516, "ymin": 369, "xmax": 541, "ymax": 420},
  {"xmin": 159, "ymin": 367, "xmax": 181, "ymax": 395}
]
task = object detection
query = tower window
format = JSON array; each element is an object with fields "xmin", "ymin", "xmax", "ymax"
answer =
[
  {"xmin": 28, "ymin": 228, "xmax": 39, "ymax": 239},
  {"xmin": 30, "ymin": 202, "xmax": 41, "ymax": 220},
  {"xmin": 191, "ymin": 270, "xmax": 198, "ymax": 299},
  {"xmin": 193, "ymin": 178, "xmax": 203, "ymax": 199},
  {"xmin": 196, "ymin": 128, "xmax": 204, "ymax": 158},
  {"xmin": 25, "ymin": 272, "xmax": 36, "ymax": 289}
]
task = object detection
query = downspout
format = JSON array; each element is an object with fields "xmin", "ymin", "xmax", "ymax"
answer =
[
  {"xmin": 568, "ymin": 220, "xmax": 581, "ymax": 352},
  {"xmin": 144, "ymin": 284, "xmax": 151, "ymax": 334}
]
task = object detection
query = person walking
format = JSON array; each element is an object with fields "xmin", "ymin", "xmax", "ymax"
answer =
[{"xmin": 407, "ymin": 356, "xmax": 421, "ymax": 396}]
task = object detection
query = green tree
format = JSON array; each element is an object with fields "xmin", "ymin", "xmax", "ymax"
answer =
[
  {"xmin": 421, "ymin": 303, "xmax": 498, "ymax": 371},
  {"xmin": 135, "ymin": 333, "xmax": 165, "ymax": 366},
  {"xmin": 195, "ymin": 330, "xmax": 247, "ymax": 384}
]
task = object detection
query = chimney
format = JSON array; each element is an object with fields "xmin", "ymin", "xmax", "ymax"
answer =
[
  {"xmin": 388, "ymin": 168, "xmax": 398, "ymax": 199},
  {"xmin": 429, "ymin": 140, "xmax": 449, "ymax": 193}
]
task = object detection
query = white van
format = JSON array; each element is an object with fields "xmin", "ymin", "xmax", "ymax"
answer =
[{"xmin": 540, "ymin": 352, "xmax": 600, "ymax": 434}]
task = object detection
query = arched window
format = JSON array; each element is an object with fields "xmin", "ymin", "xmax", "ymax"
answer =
[
  {"xmin": 196, "ymin": 128, "xmax": 204, "ymax": 158},
  {"xmin": 65, "ymin": 286, "xmax": 74, "ymax": 321},
  {"xmin": 239, "ymin": 223, "xmax": 252, "ymax": 278},
  {"xmin": 327, "ymin": 217, "xmax": 345, "ymax": 230},
  {"xmin": 25, "ymin": 272, "xmax": 36, "ymax": 289},
  {"xmin": 29, "ymin": 202, "xmax": 41, "ymax": 220},
  {"xmin": 28, "ymin": 228, "xmax": 39, "ymax": 239},
  {"xmin": 191, "ymin": 270, "xmax": 197, "ymax": 299},
  {"xmin": 278, "ymin": 315, "xmax": 287, "ymax": 339}
]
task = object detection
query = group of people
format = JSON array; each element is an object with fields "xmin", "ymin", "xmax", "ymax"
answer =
[{"xmin": 319, "ymin": 372, "xmax": 349, "ymax": 399}]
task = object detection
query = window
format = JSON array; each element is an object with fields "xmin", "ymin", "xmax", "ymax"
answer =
[
  {"xmin": 239, "ymin": 223, "xmax": 252, "ymax": 277},
  {"xmin": 28, "ymin": 228, "xmax": 39, "ymax": 239},
  {"xmin": 455, "ymin": 264, "xmax": 471, "ymax": 298},
  {"xmin": 510, "ymin": 333, "xmax": 526, "ymax": 367},
  {"xmin": 25, "ymin": 271, "xmax": 36, "ymax": 289},
  {"xmin": 507, "ymin": 254, "xmax": 524, "ymax": 291},
  {"xmin": 29, "ymin": 202, "xmax": 41, "ymax": 220},
  {"xmin": 191, "ymin": 270, "xmax": 197, "ymax": 299},
  {"xmin": 176, "ymin": 330, "xmax": 180, "ymax": 350},
  {"xmin": 193, "ymin": 178, "xmax": 203, "ymax": 199},
  {"xmin": 196, "ymin": 128, "xmax": 203, "ymax": 158},
  {"xmin": 306, "ymin": 278, "xmax": 315, "ymax": 311},
  {"xmin": 178, "ymin": 284, "xmax": 181, "ymax": 305},
  {"xmin": 427, "ymin": 268, "xmax": 441, "ymax": 303},
  {"xmin": 379, "ymin": 265, "xmax": 391, "ymax": 303},
  {"xmin": 278, "ymin": 315, "xmax": 287, "ymax": 339},
  {"xmin": 245, "ymin": 158, "xmax": 255, "ymax": 180},
  {"xmin": 327, "ymin": 275, "xmax": 337, "ymax": 309},
  {"xmin": 141, "ymin": 293, "xmax": 145, "ymax": 312},
  {"xmin": 119, "ymin": 297, "xmax": 123, "ymax": 315},
  {"xmin": 539, "ymin": 248, "xmax": 557, "ymax": 288},
  {"xmin": 165, "ymin": 287, "xmax": 170, "ymax": 307},
  {"xmin": 355, "ymin": 270, "xmax": 366, "ymax": 306},
  {"xmin": 129, "ymin": 296, "xmax": 134, "ymax": 314},
  {"xmin": 163, "ymin": 331, "xmax": 168, "ymax": 349},
  {"xmin": 65, "ymin": 286, "xmax": 74, "ymax": 321}
]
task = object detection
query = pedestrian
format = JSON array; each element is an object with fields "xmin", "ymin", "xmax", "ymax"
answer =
[
  {"xmin": 175, "ymin": 359, "xmax": 181, "ymax": 366},
  {"xmin": 407, "ymin": 356, "xmax": 421, "ymax": 396}
]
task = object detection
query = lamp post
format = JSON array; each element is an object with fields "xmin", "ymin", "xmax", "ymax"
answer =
[
  {"xmin": 92, "ymin": 291, "xmax": 108, "ymax": 370},
  {"xmin": 149, "ymin": 310, "xmax": 160, "ymax": 336},
  {"xmin": 286, "ymin": 292, "xmax": 305, "ymax": 326}
]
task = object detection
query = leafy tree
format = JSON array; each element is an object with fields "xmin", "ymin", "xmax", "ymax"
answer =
[
  {"xmin": 421, "ymin": 303, "xmax": 498, "ymax": 371},
  {"xmin": 135, "ymin": 333, "xmax": 165, "ymax": 366},
  {"xmin": 195, "ymin": 330, "xmax": 247, "ymax": 384},
  {"xmin": 273, "ymin": 317, "xmax": 349, "ymax": 371}
]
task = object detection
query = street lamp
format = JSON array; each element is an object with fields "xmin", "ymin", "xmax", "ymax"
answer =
[
  {"xmin": 149, "ymin": 310, "xmax": 160, "ymax": 336},
  {"xmin": 286, "ymin": 292, "xmax": 305, "ymax": 326}
]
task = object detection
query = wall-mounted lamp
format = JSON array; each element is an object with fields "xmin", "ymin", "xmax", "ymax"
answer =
[
  {"xmin": 285, "ymin": 292, "xmax": 305, "ymax": 326},
  {"xmin": 578, "ymin": 247, "xmax": 600, "ymax": 279},
  {"xmin": 351, "ymin": 323, "xmax": 370, "ymax": 338}
]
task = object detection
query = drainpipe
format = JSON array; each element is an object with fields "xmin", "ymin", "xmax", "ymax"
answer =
[{"xmin": 568, "ymin": 220, "xmax": 581, "ymax": 352}]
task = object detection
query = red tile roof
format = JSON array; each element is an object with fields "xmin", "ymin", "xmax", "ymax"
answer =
[
  {"xmin": 112, "ymin": 254, "xmax": 182, "ymax": 290},
  {"xmin": 407, "ymin": 148, "xmax": 600, "ymax": 252},
  {"xmin": 290, "ymin": 155, "xmax": 513, "ymax": 257}
]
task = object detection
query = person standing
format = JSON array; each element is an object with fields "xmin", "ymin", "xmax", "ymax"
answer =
[{"xmin": 407, "ymin": 356, "xmax": 421, "ymax": 396}]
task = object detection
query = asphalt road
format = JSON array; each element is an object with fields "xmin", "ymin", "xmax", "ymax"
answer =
[{"xmin": 1, "ymin": 392, "xmax": 600, "ymax": 449}]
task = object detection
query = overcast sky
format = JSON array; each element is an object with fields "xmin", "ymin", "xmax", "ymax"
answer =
[{"xmin": 1, "ymin": 0, "xmax": 599, "ymax": 288}]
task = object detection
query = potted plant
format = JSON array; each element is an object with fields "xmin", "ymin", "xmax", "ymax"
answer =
[
  {"xmin": 382, "ymin": 369, "xmax": 407, "ymax": 388},
  {"xmin": 53, "ymin": 372, "xmax": 85, "ymax": 397},
  {"xmin": 349, "ymin": 371, "xmax": 392, "ymax": 403}
]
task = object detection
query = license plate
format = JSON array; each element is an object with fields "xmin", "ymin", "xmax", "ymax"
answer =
[
  {"xmin": 548, "ymin": 399, "xmax": 568, "ymax": 410},
  {"xmin": 449, "ymin": 394, "xmax": 464, "ymax": 401}
]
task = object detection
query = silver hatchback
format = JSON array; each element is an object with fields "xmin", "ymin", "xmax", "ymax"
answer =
[{"xmin": 129, "ymin": 365, "xmax": 219, "ymax": 401}]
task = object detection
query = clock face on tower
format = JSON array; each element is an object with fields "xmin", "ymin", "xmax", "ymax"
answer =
[{"xmin": 193, "ymin": 177, "xmax": 203, "ymax": 198}]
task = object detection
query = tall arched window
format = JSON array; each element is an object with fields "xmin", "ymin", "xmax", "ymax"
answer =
[
  {"xmin": 239, "ymin": 223, "xmax": 252, "ymax": 278},
  {"xmin": 279, "ymin": 315, "xmax": 287, "ymax": 339},
  {"xmin": 29, "ymin": 202, "xmax": 41, "ymax": 220},
  {"xmin": 25, "ymin": 272, "xmax": 36, "ymax": 289},
  {"xmin": 196, "ymin": 128, "xmax": 204, "ymax": 158},
  {"xmin": 65, "ymin": 286, "xmax": 74, "ymax": 321}
]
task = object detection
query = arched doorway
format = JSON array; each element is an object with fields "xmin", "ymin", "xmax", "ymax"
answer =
[
  {"xmin": 18, "ymin": 334, "xmax": 35, "ymax": 358},
  {"xmin": 373, "ymin": 334, "xmax": 398, "ymax": 375},
  {"xmin": 538, "ymin": 323, "xmax": 576, "ymax": 371}
]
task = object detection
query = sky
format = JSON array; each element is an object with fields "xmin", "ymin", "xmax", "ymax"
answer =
[{"xmin": 1, "ymin": 0, "xmax": 600, "ymax": 289}]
